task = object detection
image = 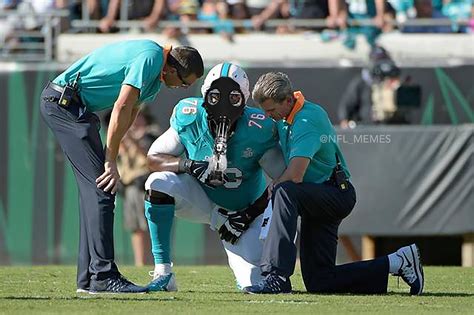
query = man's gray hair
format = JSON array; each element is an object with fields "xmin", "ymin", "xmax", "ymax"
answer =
[{"xmin": 252, "ymin": 72, "xmax": 293, "ymax": 105}]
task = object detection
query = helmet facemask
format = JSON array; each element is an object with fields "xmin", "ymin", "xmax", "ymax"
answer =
[{"xmin": 203, "ymin": 77, "xmax": 245, "ymax": 186}]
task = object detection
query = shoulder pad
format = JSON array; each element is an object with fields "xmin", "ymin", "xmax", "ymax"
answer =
[{"xmin": 170, "ymin": 98, "xmax": 204, "ymax": 129}]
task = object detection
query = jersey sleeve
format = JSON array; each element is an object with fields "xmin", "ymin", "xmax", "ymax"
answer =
[
  {"xmin": 123, "ymin": 49, "xmax": 163, "ymax": 94},
  {"xmin": 170, "ymin": 98, "xmax": 201, "ymax": 133}
]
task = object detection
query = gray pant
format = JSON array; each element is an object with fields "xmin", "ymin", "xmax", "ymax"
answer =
[
  {"xmin": 40, "ymin": 85, "xmax": 118, "ymax": 288},
  {"xmin": 261, "ymin": 180, "xmax": 389, "ymax": 294}
]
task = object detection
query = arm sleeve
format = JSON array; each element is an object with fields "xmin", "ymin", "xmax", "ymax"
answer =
[
  {"xmin": 259, "ymin": 145, "xmax": 286, "ymax": 179},
  {"xmin": 123, "ymin": 50, "xmax": 163, "ymax": 92},
  {"xmin": 147, "ymin": 127, "xmax": 185, "ymax": 157}
]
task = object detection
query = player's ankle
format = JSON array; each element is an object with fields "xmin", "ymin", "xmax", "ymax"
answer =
[{"xmin": 154, "ymin": 263, "xmax": 172, "ymax": 275}]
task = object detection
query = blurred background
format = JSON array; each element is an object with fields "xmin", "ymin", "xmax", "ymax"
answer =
[{"xmin": 0, "ymin": 0, "xmax": 472, "ymax": 268}]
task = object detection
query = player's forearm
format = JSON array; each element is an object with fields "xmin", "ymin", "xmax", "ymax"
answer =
[{"xmin": 147, "ymin": 154, "xmax": 181, "ymax": 172}]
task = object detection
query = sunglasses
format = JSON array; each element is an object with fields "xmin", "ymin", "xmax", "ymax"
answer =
[
  {"xmin": 175, "ymin": 68, "xmax": 191, "ymax": 87},
  {"xmin": 169, "ymin": 56, "xmax": 191, "ymax": 87}
]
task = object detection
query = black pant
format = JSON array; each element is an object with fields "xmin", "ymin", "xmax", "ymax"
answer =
[
  {"xmin": 261, "ymin": 180, "xmax": 389, "ymax": 294},
  {"xmin": 39, "ymin": 85, "xmax": 118, "ymax": 288}
]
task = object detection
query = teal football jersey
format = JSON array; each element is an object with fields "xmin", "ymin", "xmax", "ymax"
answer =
[
  {"xmin": 278, "ymin": 93, "xmax": 351, "ymax": 184},
  {"xmin": 171, "ymin": 97, "xmax": 277, "ymax": 210}
]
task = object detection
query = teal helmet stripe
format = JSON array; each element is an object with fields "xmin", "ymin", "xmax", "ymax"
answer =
[{"xmin": 220, "ymin": 63, "xmax": 231, "ymax": 77}]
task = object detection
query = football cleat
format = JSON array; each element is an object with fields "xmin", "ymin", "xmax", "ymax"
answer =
[
  {"xmin": 147, "ymin": 272, "xmax": 178, "ymax": 292},
  {"xmin": 394, "ymin": 244, "xmax": 424, "ymax": 295}
]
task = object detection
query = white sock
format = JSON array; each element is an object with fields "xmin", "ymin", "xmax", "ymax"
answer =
[
  {"xmin": 154, "ymin": 263, "xmax": 172, "ymax": 275},
  {"xmin": 388, "ymin": 253, "xmax": 402, "ymax": 274}
]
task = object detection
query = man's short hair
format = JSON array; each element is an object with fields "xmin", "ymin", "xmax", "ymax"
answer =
[
  {"xmin": 252, "ymin": 72, "xmax": 293, "ymax": 105},
  {"xmin": 169, "ymin": 46, "xmax": 204, "ymax": 78}
]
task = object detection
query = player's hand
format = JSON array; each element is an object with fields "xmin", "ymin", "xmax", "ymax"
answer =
[
  {"xmin": 180, "ymin": 159, "xmax": 220, "ymax": 186},
  {"xmin": 217, "ymin": 189, "xmax": 269, "ymax": 244},
  {"xmin": 96, "ymin": 160, "xmax": 120, "ymax": 194},
  {"xmin": 217, "ymin": 209, "xmax": 252, "ymax": 244},
  {"xmin": 180, "ymin": 159, "xmax": 208, "ymax": 177}
]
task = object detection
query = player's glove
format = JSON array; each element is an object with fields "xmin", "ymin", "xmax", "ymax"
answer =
[
  {"xmin": 179, "ymin": 158, "xmax": 215, "ymax": 185},
  {"xmin": 218, "ymin": 189, "xmax": 270, "ymax": 244}
]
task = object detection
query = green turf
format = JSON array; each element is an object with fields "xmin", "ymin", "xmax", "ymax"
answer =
[{"xmin": 0, "ymin": 266, "xmax": 472, "ymax": 314}]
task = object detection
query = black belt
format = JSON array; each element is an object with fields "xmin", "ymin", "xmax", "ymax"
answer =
[{"xmin": 46, "ymin": 81, "xmax": 82, "ymax": 105}]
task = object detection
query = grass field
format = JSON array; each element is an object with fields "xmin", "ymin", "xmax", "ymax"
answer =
[{"xmin": 0, "ymin": 266, "xmax": 472, "ymax": 314}]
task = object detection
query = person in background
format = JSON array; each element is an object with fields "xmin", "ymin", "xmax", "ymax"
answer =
[
  {"xmin": 399, "ymin": 0, "xmax": 451, "ymax": 33},
  {"xmin": 252, "ymin": 0, "xmax": 329, "ymax": 32},
  {"xmin": 100, "ymin": 0, "xmax": 162, "ymax": 32},
  {"xmin": 327, "ymin": 0, "xmax": 385, "ymax": 49},
  {"xmin": 198, "ymin": 0, "xmax": 235, "ymax": 40},
  {"xmin": 338, "ymin": 46, "xmax": 403, "ymax": 127}
]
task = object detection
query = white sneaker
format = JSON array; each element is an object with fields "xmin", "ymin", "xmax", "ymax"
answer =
[
  {"xmin": 394, "ymin": 244, "xmax": 424, "ymax": 295},
  {"xmin": 147, "ymin": 271, "xmax": 178, "ymax": 292}
]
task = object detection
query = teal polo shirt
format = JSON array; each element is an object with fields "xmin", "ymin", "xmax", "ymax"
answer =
[
  {"xmin": 53, "ymin": 40, "xmax": 170, "ymax": 112},
  {"xmin": 277, "ymin": 91, "xmax": 350, "ymax": 184}
]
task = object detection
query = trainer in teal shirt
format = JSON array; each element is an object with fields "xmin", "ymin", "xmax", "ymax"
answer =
[
  {"xmin": 246, "ymin": 72, "xmax": 422, "ymax": 296},
  {"xmin": 40, "ymin": 40, "xmax": 203, "ymax": 293},
  {"xmin": 276, "ymin": 91, "xmax": 350, "ymax": 184},
  {"xmin": 54, "ymin": 40, "xmax": 173, "ymax": 112}
]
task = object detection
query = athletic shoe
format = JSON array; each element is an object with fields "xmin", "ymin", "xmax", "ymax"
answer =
[
  {"xmin": 147, "ymin": 272, "xmax": 178, "ymax": 292},
  {"xmin": 394, "ymin": 244, "xmax": 424, "ymax": 295},
  {"xmin": 89, "ymin": 274, "xmax": 148, "ymax": 294},
  {"xmin": 242, "ymin": 273, "xmax": 291, "ymax": 294},
  {"xmin": 76, "ymin": 288, "xmax": 89, "ymax": 294}
]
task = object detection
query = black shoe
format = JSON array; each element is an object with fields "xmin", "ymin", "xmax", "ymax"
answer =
[
  {"xmin": 243, "ymin": 273, "xmax": 292, "ymax": 294},
  {"xmin": 89, "ymin": 274, "xmax": 148, "ymax": 294}
]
